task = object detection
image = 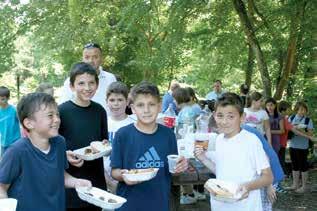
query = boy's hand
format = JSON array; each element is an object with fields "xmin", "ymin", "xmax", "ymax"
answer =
[
  {"xmin": 194, "ymin": 145, "xmax": 207, "ymax": 162},
  {"xmin": 66, "ymin": 150, "xmax": 84, "ymax": 167},
  {"xmin": 267, "ymin": 184, "xmax": 277, "ymax": 203},
  {"xmin": 121, "ymin": 169, "xmax": 142, "ymax": 186},
  {"xmin": 174, "ymin": 156, "xmax": 188, "ymax": 173},
  {"xmin": 237, "ymin": 184, "xmax": 249, "ymax": 200},
  {"xmin": 74, "ymin": 178, "xmax": 92, "ymax": 189},
  {"xmin": 102, "ymin": 139, "xmax": 109, "ymax": 144}
]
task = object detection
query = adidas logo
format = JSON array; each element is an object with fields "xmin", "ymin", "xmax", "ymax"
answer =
[{"xmin": 135, "ymin": 147, "xmax": 164, "ymax": 169}]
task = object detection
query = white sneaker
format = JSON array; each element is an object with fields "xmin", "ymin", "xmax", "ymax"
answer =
[
  {"xmin": 194, "ymin": 190, "xmax": 206, "ymax": 200},
  {"xmin": 180, "ymin": 194, "xmax": 197, "ymax": 205}
]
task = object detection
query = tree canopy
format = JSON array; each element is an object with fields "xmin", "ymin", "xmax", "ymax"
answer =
[{"xmin": 0, "ymin": 0, "xmax": 315, "ymax": 117}]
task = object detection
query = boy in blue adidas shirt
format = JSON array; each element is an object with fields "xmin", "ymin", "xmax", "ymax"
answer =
[{"xmin": 111, "ymin": 81, "xmax": 188, "ymax": 211}]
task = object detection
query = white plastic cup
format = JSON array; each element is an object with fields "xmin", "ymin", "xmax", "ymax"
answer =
[
  {"xmin": 0, "ymin": 198, "xmax": 18, "ymax": 211},
  {"xmin": 167, "ymin": 154, "xmax": 180, "ymax": 173}
]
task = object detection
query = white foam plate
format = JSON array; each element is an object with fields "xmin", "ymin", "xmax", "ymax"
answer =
[
  {"xmin": 0, "ymin": 198, "xmax": 17, "ymax": 211},
  {"xmin": 73, "ymin": 145, "xmax": 111, "ymax": 161},
  {"xmin": 205, "ymin": 179, "xmax": 242, "ymax": 203},
  {"xmin": 122, "ymin": 168, "xmax": 159, "ymax": 182},
  {"xmin": 76, "ymin": 187, "xmax": 126, "ymax": 210}
]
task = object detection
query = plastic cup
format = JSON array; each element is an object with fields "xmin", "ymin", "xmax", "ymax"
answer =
[
  {"xmin": 167, "ymin": 154, "xmax": 180, "ymax": 173},
  {"xmin": 194, "ymin": 133, "xmax": 209, "ymax": 151}
]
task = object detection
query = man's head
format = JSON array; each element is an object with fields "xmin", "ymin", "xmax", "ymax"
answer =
[
  {"xmin": 213, "ymin": 80, "xmax": 222, "ymax": 93},
  {"xmin": 169, "ymin": 80, "xmax": 180, "ymax": 92},
  {"xmin": 130, "ymin": 81, "xmax": 161, "ymax": 126},
  {"xmin": 0, "ymin": 86, "xmax": 10, "ymax": 107},
  {"xmin": 69, "ymin": 62, "xmax": 99, "ymax": 105},
  {"xmin": 82, "ymin": 43, "xmax": 103, "ymax": 74},
  {"xmin": 106, "ymin": 82, "xmax": 129, "ymax": 118},
  {"xmin": 36, "ymin": 82, "xmax": 54, "ymax": 96},
  {"xmin": 17, "ymin": 92, "xmax": 60, "ymax": 138}
]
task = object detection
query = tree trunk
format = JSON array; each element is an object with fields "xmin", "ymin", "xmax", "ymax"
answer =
[
  {"xmin": 245, "ymin": 43, "xmax": 254, "ymax": 88},
  {"xmin": 273, "ymin": 1, "xmax": 307, "ymax": 100},
  {"xmin": 233, "ymin": 0, "xmax": 272, "ymax": 97}
]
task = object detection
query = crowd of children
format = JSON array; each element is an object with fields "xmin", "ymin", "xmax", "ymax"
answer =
[{"xmin": 0, "ymin": 55, "xmax": 316, "ymax": 211}]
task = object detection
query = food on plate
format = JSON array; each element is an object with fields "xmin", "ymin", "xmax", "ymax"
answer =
[
  {"xmin": 127, "ymin": 168, "xmax": 155, "ymax": 174},
  {"xmin": 99, "ymin": 196, "xmax": 105, "ymax": 201},
  {"xmin": 108, "ymin": 198, "xmax": 117, "ymax": 203},
  {"xmin": 213, "ymin": 184, "xmax": 234, "ymax": 198},
  {"xmin": 84, "ymin": 192, "xmax": 94, "ymax": 197},
  {"xmin": 90, "ymin": 141, "xmax": 109, "ymax": 153}
]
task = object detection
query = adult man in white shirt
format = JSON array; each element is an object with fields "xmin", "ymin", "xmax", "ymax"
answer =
[
  {"xmin": 59, "ymin": 43, "xmax": 116, "ymax": 111},
  {"xmin": 205, "ymin": 80, "xmax": 226, "ymax": 101}
]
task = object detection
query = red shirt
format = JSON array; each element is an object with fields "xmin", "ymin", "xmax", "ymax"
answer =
[{"xmin": 280, "ymin": 116, "xmax": 293, "ymax": 147}]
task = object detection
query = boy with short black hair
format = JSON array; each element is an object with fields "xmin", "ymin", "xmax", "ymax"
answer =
[
  {"xmin": 104, "ymin": 81, "xmax": 135, "ymax": 193},
  {"xmin": 195, "ymin": 93, "xmax": 273, "ymax": 211},
  {"xmin": 111, "ymin": 81, "xmax": 188, "ymax": 211},
  {"xmin": 0, "ymin": 86, "xmax": 21, "ymax": 156},
  {"xmin": 59, "ymin": 62, "xmax": 108, "ymax": 210},
  {"xmin": 0, "ymin": 92, "xmax": 91, "ymax": 211}
]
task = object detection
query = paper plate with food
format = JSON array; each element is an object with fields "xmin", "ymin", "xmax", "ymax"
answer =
[
  {"xmin": 205, "ymin": 179, "xmax": 243, "ymax": 203},
  {"xmin": 73, "ymin": 141, "xmax": 111, "ymax": 161},
  {"xmin": 76, "ymin": 186, "xmax": 126, "ymax": 210},
  {"xmin": 122, "ymin": 168, "xmax": 159, "ymax": 182}
]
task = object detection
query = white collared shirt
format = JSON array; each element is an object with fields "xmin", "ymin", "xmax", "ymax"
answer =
[{"xmin": 59, "ymin": 67, "xmax": 116, "ymax": 112}]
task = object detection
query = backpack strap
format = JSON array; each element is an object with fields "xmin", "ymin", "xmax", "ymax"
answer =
[
  {"xmin": 304, "ymin": 117, "xmax": 310, "ymax": 132},
  {"xmin": 289, "ymin": 114, "xmax": 296, "ymax": 122}
]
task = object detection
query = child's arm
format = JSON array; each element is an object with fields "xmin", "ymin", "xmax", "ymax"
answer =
[
  {"xmin": 194, "ymin": 146, "xmax": 216, "ymax": 173},
  {"xmin": 64, "ymin": 171, "xmax": 92, "ymax": 189},
  {"xmin": 291, "ymin": 127, "xmax": 314, "ymax": 139},
  {"xmin": 0, "ymin": 183, "xmax": 9, "ymax": 198},
  {"xmin": 263, "ymin": 119, "xmax": 272, "ymax": 145},
  {"xmin": 239, "ymin": 167, "xmax": 273, "ymax": 199},
  {"xmin": 271, "ymin": 118, "xmax": 285, "ymax": 135}
]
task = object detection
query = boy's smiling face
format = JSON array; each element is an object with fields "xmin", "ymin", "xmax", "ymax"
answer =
[
  {"xmin": 70, "ymin": 73, "xmax": 98, "ymax": 106},
  {"xmin": 25, "ymin": 104, "xmax": 60, "ymax": 139},
  {"xmin": 132, "ymin": 94, "xmax": 161, "ymax": 127},
  {"xmin": 107, "ymin": 93, "xmax": 128, "ymax": 118},
  {"xmin": 214, "ymin": 105, "xmax": 243, "ymax": 138}
]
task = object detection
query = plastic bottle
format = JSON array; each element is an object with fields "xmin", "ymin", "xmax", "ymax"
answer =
[
  {"xmin": 195, "ymin": 107, "xmax": 211, "ymax": 134},
  {"xmin": 163, "ymin": 103, "xmax": 176, "ymax": 128}
]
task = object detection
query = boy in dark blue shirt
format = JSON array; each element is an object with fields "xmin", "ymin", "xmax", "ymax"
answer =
[
  {"xmin": 111, "ymin": 81, "xmax": 188, "ymax": 211},
  {"xmin": 0, "ymin": 92, "xmax": 91, "ymax": 211}
]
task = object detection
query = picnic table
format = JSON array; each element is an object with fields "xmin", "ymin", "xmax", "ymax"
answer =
[{"xmin": 170, "ymin": 158, "xmax": 215, "ymax": 211}]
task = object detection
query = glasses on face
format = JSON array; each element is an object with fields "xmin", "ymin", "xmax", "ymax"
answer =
[{"xmin": 83, "ymin": 43, "xmax": 102, "ymax": 51}]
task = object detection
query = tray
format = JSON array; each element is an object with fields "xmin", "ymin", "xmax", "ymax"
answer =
[
  {"xmin": 122, "ymin": 168, "xmax": 159, "ymax": 182},
  {"xmin": 76, "ymin": 187, "xmax": 126, "ymax": 210},
  {"xmin": 73, "ymin": 145, "xmax": 111, "ymax": 161},
  {"xmin": 205, "ymin": 179, "xmax": 242, "ymax": 203}
]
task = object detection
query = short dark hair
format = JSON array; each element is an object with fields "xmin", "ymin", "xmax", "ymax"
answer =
[
  {"xmin": 294, "ymin": 101, "xmax": 308, "ymax": 113},
  {"xmin": 69, "ymin": 62, "xmax": 99, "ymax": 86},
  {"xmin": 36, "ymin": 82, "xmax": 53, "ymax": 93},
  {"xmin": 278, "ymin": 100, "xmax": 291, "ymax": 113},
  {"xmin": 240, "ymin": 84, "xmax": 249, "ymax": 95},
  {"xmin": 216, "ymin": 92, "xmax": 244, "ymax": 115},
  {"xmin": 186, "ymin": 87, "xmax": 198, "ymax": 103},
  {"xmin": 130, "ymin": 81, "xmax": 160, "ymax": 102},
  {"xmin": 215, "ymin": 80, "xmax": 222, "ymax": 84},
  {"xmin": 172, "ymin": 87, "xmax": 191, "ymax": 105},
  {"xmin": 83, "ymin": 43, "xmax": 102, "ymax": 52},
  {"xmin": 0, "ymin": 86, "xmax": 10, "ymax": 98},
  {"xmin": 106, "ymin": 81, "xmax": 129, "ymax": 99},
  {"xmin": 17, "ymin": 92, "xmax": 57, "ymax": 130}
]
